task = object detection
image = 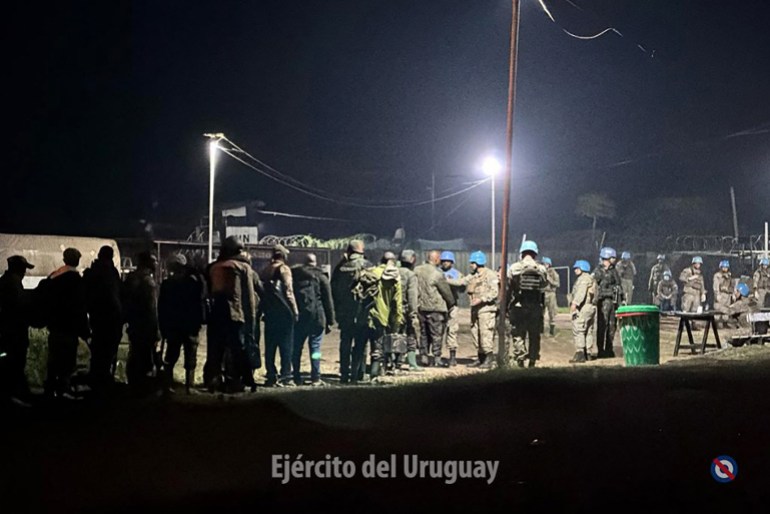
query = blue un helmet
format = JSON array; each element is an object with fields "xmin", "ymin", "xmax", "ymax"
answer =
[
  {"xmin": 621, "ymin": 251, "xmax": 631, "ymax": 260},
  {"xmin": 573, "ymin": 260, "xmax": 591, "ymax": 273},
  {"xmin": 736, "ymin": 282, "xmax": 750, "ymax": 298},
  {"xmin": 657, "ymin": 254, "xmax": 665, "ymax": 261},
  {"xmin": 439, "ymin": 251, "xmax": 455, "ymax": 263},
  {"xmin": 761, "ymin": 258, "xmax": 769, "ymax": 266},
  {"xmin": 692, "ymin": 256, "xmax": 703, "ymax": 264},
  {"xmin": 719, "ymin": 260, "xmax": 730, "ymax": 269},
  {"xmin": 469, "ymin": 251, "xmax": 487, "ymax": 266},
  {"xmin": 520, "ymin": 240, "xmax": 539, "ymax": 256},
  {"xmin": 542, "ymin": 257, "xmax": 552, "ymax": 266},
  {"xmin": 663, "ymin": 270, "xmax": 672, "ymax": 279},
  {"xmin": 600, "ymin": 247, "xmax": 616, "ymax": 260}
]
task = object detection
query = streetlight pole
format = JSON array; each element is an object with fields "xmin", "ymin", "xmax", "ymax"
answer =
[
  {"xmin": 491, "ymin": 176, "xmax": 495, "ymax": 270},
  {"xmin": 497, "ymin": 0, "xmax": 521, "ymax": 367},
  {"xmin": 204, "ymin": 134, "xmax": 223, "ymax": 263}
]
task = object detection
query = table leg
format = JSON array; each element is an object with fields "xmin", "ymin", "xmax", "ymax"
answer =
[
  {"xmin": 700, "ymin": 319, "xmax": 711, "ymax": 354},
  {"xmin": 674, "ymin": 318, "xmax": 685, "ymax": 357},
  {"xmin": 712, "ymin": 319, "xmax": 722, "ymax": 349},
  {"xmin": 684, "ymin": 319, "xmax": 696, "ymax": 355}
]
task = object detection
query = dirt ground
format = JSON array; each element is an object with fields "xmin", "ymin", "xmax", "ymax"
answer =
[{"xmin": 6, "ymin": 309, "xmax": 770, "ymax": 513}]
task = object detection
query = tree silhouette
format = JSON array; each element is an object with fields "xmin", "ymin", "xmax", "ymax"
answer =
[{"xmin": 576, "ymin": 193, "xmax": 616, "ymax": 245}]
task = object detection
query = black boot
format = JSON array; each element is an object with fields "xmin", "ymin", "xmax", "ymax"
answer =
[
  {"xmin": 185, "ymin": 370, "xmax": 195, "ymax": 395},
  {"xmin": 469, "ymin": 353, "xmax": 483, "ymax": 367},
  {"xmin": 479, "ymin": 353, "xmax": 494, "ymax": 369},
  {"xmin": 569, "ymin": 351, "xmax": 586, "ymax": 364},
  {"xmin": 370, "ymin": 361, "xmax": 381, "ymax": 383},
  {"xmin": 549, "ymin": 324, "xmax": 556, "ymax": 337},
  {"xmin": 449, "ymin": 350, "xmax": 457, "ymax": 367},
  {"xmin": 420, "ymin": 353, "xmax": 430, "ymax": 367}
]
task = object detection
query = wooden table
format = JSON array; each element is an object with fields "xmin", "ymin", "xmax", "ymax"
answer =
[{"xmin": 664, "ymin": 311, "xmax": 723, "ymax": 356}]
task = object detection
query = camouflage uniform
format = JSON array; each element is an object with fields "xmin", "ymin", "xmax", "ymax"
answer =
[
  {"xmin": 593, "ymin": 264, "xmax": 623, "ymax": 357},
  {"xmin": 648, "ymin": 263, "xmax": 671, "ymax": 304},
  {"xmin": 398, "ymin": 266, "xmax": 420, "ymax": 353},
  {"xmin": 656, "ymin": 278, "xmax": 678, "ymax": 312},
  {"xmin": 506, "ymin": 256, "xmax": 547, "ymax": 366},
  {"xmin": 712, "ymin": 270, "xmax": 733, "ymax": 323},
  {"xmin": 753, "ymin": 266, "xmax": 769, "ymax": 308},
  {"xmin": 464, "ymin": 267, "xmax": 498, "ymax": 357},
  {"xmin": 616, "ymin": 259, "xmax": 637, "ymax": 305},
  {"xmin": 727, "ymin": 295, "xmax": 759, "ymax": 328},
  {"xmin": 570, "ymin": 272, "xmax": 596, "ymax": 356},
  {"xmin": 543, "ymin": 267, "xmax": 560, "ymax": 333},
  {"xmin": 679, "ymin": 266, "xmax": 705, "ymax": 314},
  {"xmin": 442, "ymin": 267, "xmax": 462, "ymax": 352}
]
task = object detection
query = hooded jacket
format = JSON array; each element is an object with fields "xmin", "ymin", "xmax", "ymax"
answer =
[
  {"xmin": 292, "ymin": 264, "xmax": 335, "ymax": 330},
  {"xmin": 331, "ymin": 253, "xmax": 372, "ymax": 326},
  {"xmin": 367, "ymin": 263, "xmax": 404, "ymax": 331}
]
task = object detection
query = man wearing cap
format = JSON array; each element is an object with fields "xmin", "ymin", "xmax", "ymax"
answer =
[
  {"xmin": 593, "ymin": 247, "xmax": 623, "ymax": 358},
  {"xmin": 541, "ymin": 257, "xmax": 559, "ymax": 337},
  {"xmin": 656, "ymin": 271, "xmax": 678, "ymax": 313},
  {"xmin": 506, "ymin": 241, "xmax": 547, "ymax": 368},
  {"xmin": 43, "ymin": 248, "xmax": 91, "ymax": 399},
  {"xmin": 648, "ymin": 255, "xmax": 671, "ymax": 304},
  {"xmin": 615, "ymin": 251, "xmax": 637, "ymax": 305},
  {"xmin": 439, "ymin": 251, "xmax": 462, "ymax": 366},
  {"xmin": 713, "ymin": 260, "xmax": 733, "ymax": 328},
  {"xmin": 259, "ymin": 244, "xmax": 299, "ymax": 387},
  {"xmin": 568, "ymin": 260, "xmax": 596, "ymax": 363},
  {"xmin": 291, "ymin": 253, "xmax": 335, "ymax": 386},
  {"xmin": 679, "ymin": 256, "xmax": 706, "ymax": 329},
  {"xmin": 206, "ymin": 237, "xmax": 261, "ymax": 393},
  {"xmin": 397, "ymin": 250, "xmax": 422, "ymax": 371},
  {"xmin": 464, "ymin": 251, "xmax": 498, "ymax": 368},
  {"xmin": 331, "ymin": 240, "xmax": 372, "ymax": 383},
  {"xmin": 753, "ymin": 258, "xmax": 769, "ymax": 308},
  {"xmin": 158, "ymin": 254, "xmax": 207, "ymax": 394},
  {"xmin": 122, "ymin": 251, "xmax": 160, "ymax": 394},
  {"xmin": 414, "ymin": 250, "xmax": 456, "ymax": 367},
  {"xmin": 0, "ymin": 255, "xmax": 35, "ymax": 404},
  {"xmin": 365, "ymin": 252, "xmax": 403, "ymax": 383},
  {"xmin": 83, "ymin": 245, "xmax": 123, "ymax": 391}
]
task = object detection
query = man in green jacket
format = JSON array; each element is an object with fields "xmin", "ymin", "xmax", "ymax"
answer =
[
  {"xmin": 366, "ymin": 252, "xmax": 404, "ymax": 382},
  {"xmin": 414, "ymin": 251, "xmax": 455, "ymax": 367}
]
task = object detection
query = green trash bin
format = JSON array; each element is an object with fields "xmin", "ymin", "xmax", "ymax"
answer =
[{"xmin": 616, "ymin": 305, "xmax": 661, "ymax": 366}]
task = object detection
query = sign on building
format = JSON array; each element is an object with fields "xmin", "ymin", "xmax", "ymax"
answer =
[{"xmin": 225, "ymin": 226, "xmax": 259, "ymax": 245}]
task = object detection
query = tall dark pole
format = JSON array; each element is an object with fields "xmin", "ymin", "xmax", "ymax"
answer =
[{"xmin": 497, "ymin": 0, "xmax": 521, "ymax": 367}]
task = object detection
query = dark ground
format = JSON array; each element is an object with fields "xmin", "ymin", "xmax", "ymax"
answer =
[{"xmin": 2, "ymin": 344, "xmax": 770, "ymax": 513}]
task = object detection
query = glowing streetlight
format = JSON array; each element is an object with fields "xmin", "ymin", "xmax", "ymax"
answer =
[
  {"xmin": 482, "ymin": 156, "xmax": 502, "ymax": 269},
  {"xmin": 204, "ymin": 133, "xmax": 224, "ymax": 262}
]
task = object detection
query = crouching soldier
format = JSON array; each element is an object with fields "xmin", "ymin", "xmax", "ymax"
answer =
[
  {"xmin": 656, "ymin": 272, "xmax": 678, "ymax": 312},
  {"xmin": 727, "ymin": 283, "xmax": 758, "ymax": 329},
  {"xmin": 568, "ymin": 260, "xmax": 596, "ymax": 363}
]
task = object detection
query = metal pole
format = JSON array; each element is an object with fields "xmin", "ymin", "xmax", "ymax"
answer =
[
  {"xmin": 497, "ymin": 0, "xmax": 521, "ymax": 367},
  {"xmin": 431, "ymin": 171, "xmax": 436, "ymax": 238},
  {"xmin": 765, "ymin": 221, "xmax": 768, "ymax": 258},
  {"xmin": 208, "ymin": 140, "xmax": 218, "ymax": 263},
  {"xmin": 730, "ymin": 186, "xmax": 739, "ymax": 239},
  {"xmin": 491, "ymin": 176, "xmax": 496, "ymax": 270}
]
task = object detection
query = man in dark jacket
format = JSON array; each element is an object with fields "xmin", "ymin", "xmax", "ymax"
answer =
[
  {"xmin": 259, "ymin": 244, "xmax": 298, "ymax": 387},
  {"xmin": 291, "ymin": 254, "xmax": 335, "ymax": 386},
  {"xmin": 122, "ymin": 252, "xmax": 160, "ymax": 394},
  {"xmin": 206, "ymin": 237, "xmax": 262, "ymax": 393},
  {"xmin": 331, "ymin": 240, "xmax": 372, "ymax": 384},
  {"xmin": 159, "ymin": 254, "xmax": 207, "ymax": 394},
  {"xmin": 43, "ymin": 248, "xmax": 91, "ymax": 399},
  {"xmin": 0, "ymin": 255, "xmax": 35, "ymax": 404},
  {"xmin": 83, "ymin": 245, "xmax": 123, "ymax": 390}
]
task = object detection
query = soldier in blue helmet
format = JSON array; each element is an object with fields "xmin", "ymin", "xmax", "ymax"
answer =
[
  {"xmin": 679, "ymin": 256, "xmax": 706, "ymax": 329},
  {"xmin": 506, "ymin": 240, "xmax": 547, "ymax": 368},
  {"xmin": 615, "ymin": 251, "xmax": 637, "ymax": 305},
  {"xmin": 713, "ymin": 260, "xmax": 733, "ymax": 328},
  {"xmin": 593, "ymin": 247, "xmax": 623, "ymax": 358},
  {"xmin": 568, "ymin": 260, "xmax": 596, "ymax": 363},
  {"xmin": 727, "ymin": 282, "xmax": 759, "ymax": 328},
  {"xmin": 439, "ymin": 251, "xmax": 462, "ymax": 366}
]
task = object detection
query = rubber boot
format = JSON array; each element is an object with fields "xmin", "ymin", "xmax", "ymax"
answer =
[
  {"xmin": 478, "ymin": 353, "xmax": 494, "ymax": 369},
  {"xmin": 370, "ymin": 361, "xmax": 381, "ymax": 383},
  {"xmin": 185, "ymin": 370, "xmax": 194, "ymax": 395},
  {"xmin": 449, "ymin": 350, "xmax": 457, "ymax": 367},
  {"xmin": 406, "ymin": 351, "xmax": 424, "ymax": 372},
  {"xmin": 549, "ymin": 324, "xmax": 556, "ymax": 337}
]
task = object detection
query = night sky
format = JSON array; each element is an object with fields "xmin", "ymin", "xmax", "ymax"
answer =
[{"xmin": 5, "ymin": 0, "xmax": 769, "ymax": 242}]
